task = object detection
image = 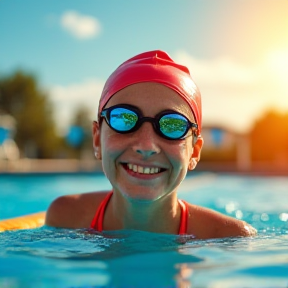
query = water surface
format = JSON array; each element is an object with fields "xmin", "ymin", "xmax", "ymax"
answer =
[{"xmin": 0, "ymin": 173, "xmax": 287, "ymax": 287}]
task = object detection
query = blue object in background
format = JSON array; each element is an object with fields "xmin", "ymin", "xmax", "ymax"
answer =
[
  {"xmin": 66, "ymin": 126, "xmax": 84, "ymax": 147},
  {"xmin": 211, "ymin": 128, "xmax": 224, "ymax": 146},
  {"xmin": 0, "ymin": 127, "xmax": 10, "ymax": 145}
]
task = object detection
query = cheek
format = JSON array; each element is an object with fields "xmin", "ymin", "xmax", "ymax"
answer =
[
  {"xmin": 169, "ymin": 141, "xmax": 193, "ymax": 170},
  {"xmin": 181, "ymin": 140, "xmax": 194, "ymax": 158},
  {"xmin": 164, "ymin": 141, "xmax": 190, "ymax": 163},
  {"xmin": 100, "ymin": 136, "xmax": 121, "ymax": 179},
  {"xmin": 100, "ymin": 128, "xmax": 127, "ymax": 165}
]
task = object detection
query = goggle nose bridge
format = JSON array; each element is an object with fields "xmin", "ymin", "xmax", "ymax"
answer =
[{"xmin": 134, "ymin": 116, "xmax": 159, "ymax": 129}]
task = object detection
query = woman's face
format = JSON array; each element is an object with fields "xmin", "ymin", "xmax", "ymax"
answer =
[{"xmin": 94, "ymin": 82, "xmax": 203, "ymax": 202}]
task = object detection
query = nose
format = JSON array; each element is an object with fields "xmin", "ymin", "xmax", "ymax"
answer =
[{"xmin": 132, "ymin": 122, "xmax": 161, "ymax": 158}]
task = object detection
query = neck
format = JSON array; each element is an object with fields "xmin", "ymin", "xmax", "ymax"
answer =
[{"xmin": 107, "ymin": 191, "xmax": 181, "ymax": 234}]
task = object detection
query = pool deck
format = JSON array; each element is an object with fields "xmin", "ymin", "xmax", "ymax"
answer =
[
  {"xmin": 0, "ymin": 159, "xmax": 287, "ymax": 176},
  {"xmin": 0, "ymin": 159, "xmax": 102, "ymax": 174}
]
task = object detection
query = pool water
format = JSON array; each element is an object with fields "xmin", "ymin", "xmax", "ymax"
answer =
[{"xmin": 0, "ymin": 172, "xmax": 287, "ymax": 287}]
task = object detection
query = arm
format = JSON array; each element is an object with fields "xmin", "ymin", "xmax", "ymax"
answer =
[
  {"xmin": 215, "ymin": 217, "xmax": 257, "ymax": 238},
  {"xmin": 45, "ymin": 194, "xmax": 80, "ymax": 228},
  {"xmin": 187, "ymin": 204, "xmax": 257, "ymax": 239},
  {"xmin": 45, "ymin": 192, "xmax": 109, "ymax": 229}
]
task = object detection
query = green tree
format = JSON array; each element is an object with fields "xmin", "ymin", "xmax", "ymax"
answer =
[{"xmin": 0, "ymin": 70, "xmax": 60, "ymax": 158}]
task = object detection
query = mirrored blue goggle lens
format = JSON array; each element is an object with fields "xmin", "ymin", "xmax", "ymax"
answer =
[
  {"xmin": 110, "ymin": 108, "xmax": 138, "ymax": 131},
  {"xmin": 159, "ymin": 114, "xmax": 188, "ymax": 139}
]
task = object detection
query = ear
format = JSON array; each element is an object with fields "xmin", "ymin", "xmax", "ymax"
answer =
[
  {"xmin": 188, "ymin": 136, "xmax": 204, "ymax": 170},
  {"xmin": 92, "ymin": 121, "xmax": 102, "ymax": 160}
]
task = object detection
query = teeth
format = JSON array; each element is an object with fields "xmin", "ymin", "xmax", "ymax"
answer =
[
  {"xmin": 138, "ymin": 166, "xmax": 144, "ymax": 173},
  {"xmin": 144, "ymin": 167, "xmax": 150, "ymax": 174},
  {"xmin": 126, "ymin": 164, "xmax": 162, "ymax": 174}
]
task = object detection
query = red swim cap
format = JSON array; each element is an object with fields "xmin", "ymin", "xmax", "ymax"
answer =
[{"xmin": 98, "ymin": 50, "xmax": 202, "ymax": 134}]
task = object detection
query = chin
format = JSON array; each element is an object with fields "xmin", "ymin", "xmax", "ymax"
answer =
[{"xmin": 120, "ymin": 189, "xmax": 165, "ymax": 203}]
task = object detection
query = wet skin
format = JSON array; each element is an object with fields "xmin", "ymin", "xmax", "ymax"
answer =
[
  {"xmin": 45, "ymin": 82, "xmax": 257, "ymax": 238},
  {"xmin": 91, "ymin": 82, "xmax": 202, "ymax": 233},
  {"xmin": 96, "ymin": 82, "xmax": 200, "ymax": 202}
]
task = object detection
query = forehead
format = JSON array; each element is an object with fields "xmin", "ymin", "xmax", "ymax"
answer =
[{"xmin": 105, "ymin": 82, "xmax": 195, "ymax": 121}]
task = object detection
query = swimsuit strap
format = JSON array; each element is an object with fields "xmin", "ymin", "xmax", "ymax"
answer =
[
  {"xmin": 90, "ymin": 191, "xmax": 188, "ymax": 235},
  {"xmin": 90, "ymin": 191, "xmax": 113, "ymax": 232},
  {"xmin": 178, "ymin": 199, "xmax": 188, "ymax": 235}
]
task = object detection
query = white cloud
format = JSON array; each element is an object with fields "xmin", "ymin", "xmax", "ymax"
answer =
[
  {"xmin": 48, "ymin": 50, "xmax": 288, "ymax": 135},
  {"xmin": 49, "ymin": 78, "xmax": 104, "ymax": 134},
  {"xmin": 173, "ymin": 50, "xmax": 288, "ymax": 133},
  {"xmin": 61, "ymin": 11, "xmax": 101, "ymax": 39},
  {"xmin": 174, "ymin": 51, "xmax": 257, "ymax": 86}
]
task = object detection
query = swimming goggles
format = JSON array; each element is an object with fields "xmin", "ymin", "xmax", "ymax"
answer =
[{"xmin": 100, "ymin": 104, "xmax": 198, "ymax": 140}]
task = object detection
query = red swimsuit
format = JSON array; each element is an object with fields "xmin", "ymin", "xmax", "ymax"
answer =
[{"xmin": 90, "ymin": 191, "xmax": 188, "ymax": 235}]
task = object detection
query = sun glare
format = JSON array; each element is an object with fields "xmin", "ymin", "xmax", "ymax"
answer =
[
  {"xmin": 265, "ymin": 50, "xmax": 288, "ymax": 108},
  {"xmin": 268, "ymin": 50, "xmax": 288, "ymax": 76}
]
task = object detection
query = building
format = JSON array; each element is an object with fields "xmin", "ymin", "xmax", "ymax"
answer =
[{"xmin": 198, "ymin": 125, "xmax": 251, "ymax": 172}]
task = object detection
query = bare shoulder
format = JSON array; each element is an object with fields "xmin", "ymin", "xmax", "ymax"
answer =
[
  {"xmin": 186, "ymin": 203, "xmax": 257, "ymax": 239},
  {"xmin": 45, "ymin": 191, "xmax": 110, "ymax": 229}
]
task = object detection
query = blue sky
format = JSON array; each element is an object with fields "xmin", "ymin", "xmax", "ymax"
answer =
[{"xmin": 1, "ymin": 0, "xmax": 288, "ymax": 133}]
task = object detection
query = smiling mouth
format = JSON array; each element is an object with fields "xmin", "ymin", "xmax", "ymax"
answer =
[{"xmin": 122, "ymin": 163, "xmax": 166, "ymax": 175}]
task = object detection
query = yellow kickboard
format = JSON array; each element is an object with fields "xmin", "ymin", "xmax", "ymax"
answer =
[{"xmin": 0, "ymin": 212, "xmax": 46, "ymax": 232}]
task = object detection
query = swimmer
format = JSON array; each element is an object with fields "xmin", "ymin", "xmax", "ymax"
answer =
[{"xmin": 45, "ymin": 50, "xmax": 257, "ymax": 239}]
